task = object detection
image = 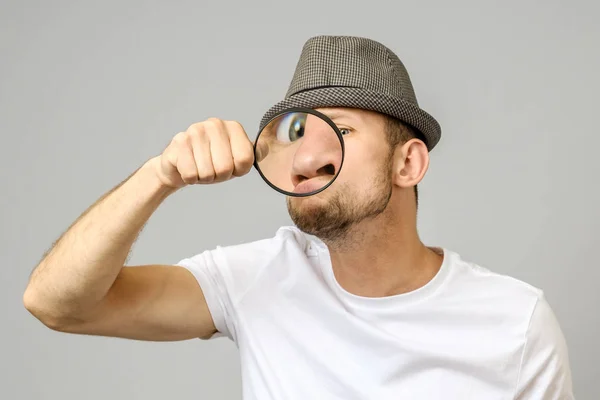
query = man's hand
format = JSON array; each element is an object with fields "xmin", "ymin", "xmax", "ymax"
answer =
[{"xmin": 151, "ymin": 118, "xmax": 255, "ymax": 189}]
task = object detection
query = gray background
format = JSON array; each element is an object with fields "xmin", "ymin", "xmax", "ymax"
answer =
[{"xmin": 1, "ymin": 0, "xmax": 598, "ymax": 398}]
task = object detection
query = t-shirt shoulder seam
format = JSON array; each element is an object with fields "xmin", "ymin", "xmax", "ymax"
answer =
[
  {"xmin": 226, "ymin": 226, "xmax": 304, "ymax": 307},
  {"xmin": 460, "ymin": 260, "xmax": 543, "ymax": 296},
  {"xmin": 512, "ymin": 291, "xmax": 543, "ymax": 397}
]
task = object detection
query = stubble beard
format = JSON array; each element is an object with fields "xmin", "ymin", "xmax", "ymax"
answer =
[{"xmin": 287, "ymin": 153, "xmax": 394, "ymax": 245}]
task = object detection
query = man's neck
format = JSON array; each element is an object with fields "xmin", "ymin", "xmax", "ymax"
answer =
[{"xmin": 322, "ymin": 211, "xmax": 443, "ymax": 299}]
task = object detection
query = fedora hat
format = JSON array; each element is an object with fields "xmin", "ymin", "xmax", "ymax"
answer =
[{"xmin": 259, "ymin": 35, "xmax": 442, "ymax": 151}]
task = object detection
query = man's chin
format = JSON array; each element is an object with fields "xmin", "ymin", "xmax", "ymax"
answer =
[
  {"xmin": 288, "ymin": 207, "xmax": 341, "ymax": 237},
  {"xmin": 289, "ymin": 217, "xmax": 330, "ymax": 236}
]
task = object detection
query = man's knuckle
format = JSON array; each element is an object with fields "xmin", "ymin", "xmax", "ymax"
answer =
[
  {"xmin": 214, "ymin": 163, "xmax": 233, "ymax": 177},
  {"xmin": 236, "ymin": 153, "xmax": 254, "ymax": 167},
  {"xmin": 198, "ymin": 172, "xmax": 215, "ymax": 183},
  {"xmin": 180, "ymin": 172, "xmax": 198, "ymax": 184},
  {"xmin": 172, "ymin": 131, "xmax": 188, "ymax": 144}
]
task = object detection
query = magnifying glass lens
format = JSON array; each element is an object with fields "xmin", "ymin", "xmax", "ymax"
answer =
[{"xmin": 254, "ymin": 110, "xmax": 344, "ymax": 196}]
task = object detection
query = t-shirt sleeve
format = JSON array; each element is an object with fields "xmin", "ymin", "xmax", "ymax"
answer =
[
  {"xmin": 176, "ymin": 246, "xmax": 236, "ymax": 340},
  {"xmin": 514, "ymin": 293, "xmax": 574, "ymax": 399},
  {"xmin": 174, "ymin": 227, "xmax": 302, "ymax": 342}
]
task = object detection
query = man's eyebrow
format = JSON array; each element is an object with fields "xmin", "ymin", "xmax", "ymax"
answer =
[{"xmin": 318, "ymin": 110, "xmax": 357, "ymax": 122}]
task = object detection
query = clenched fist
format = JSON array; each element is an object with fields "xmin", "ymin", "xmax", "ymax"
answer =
[{"xmin": 150, "ymin": 118, "xmax": 256, "ymax": 189}]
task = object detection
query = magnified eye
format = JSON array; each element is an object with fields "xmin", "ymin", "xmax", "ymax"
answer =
[{"xmin": 276, "ymin": 113, "xmax": 306, "ymax": 142}]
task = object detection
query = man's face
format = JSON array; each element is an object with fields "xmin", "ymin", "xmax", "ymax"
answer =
[{"xmin": 286, "ymin": 107, "xmax": 395, "ymax": 242}]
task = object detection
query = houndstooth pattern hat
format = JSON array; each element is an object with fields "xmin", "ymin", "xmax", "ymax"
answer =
[{"xmin": 259, "ymin": 35, "xmax": 442, "ymax": 151}]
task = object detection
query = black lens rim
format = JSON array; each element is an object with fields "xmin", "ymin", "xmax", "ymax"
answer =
[{"xmin": 253, "ymin": 107, "xmax": 346, "ymax": 197}]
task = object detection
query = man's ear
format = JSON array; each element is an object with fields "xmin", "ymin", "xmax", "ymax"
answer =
[{"xmin": 392, "ymin": 138, "xmax": 430, "ymax": 188}]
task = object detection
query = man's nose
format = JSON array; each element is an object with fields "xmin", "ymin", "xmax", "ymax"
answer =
[{"xmin": 290, "ymin": 115, "xmax": 342, "ymax": 187}]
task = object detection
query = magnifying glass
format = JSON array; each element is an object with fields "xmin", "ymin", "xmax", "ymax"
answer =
[{"xmin": 253, "ymin": 108, "xmax": 345, "ymax": 197}]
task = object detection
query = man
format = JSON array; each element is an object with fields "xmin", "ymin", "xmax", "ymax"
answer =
[{"xmin": 23, "ymin": 36, "xmax": 573, "ymax": 399}]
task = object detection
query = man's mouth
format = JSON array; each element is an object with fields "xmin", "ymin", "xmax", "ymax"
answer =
[{"xmin": 292, "ymin": 178, "xmax": 330, "ymax": 194}]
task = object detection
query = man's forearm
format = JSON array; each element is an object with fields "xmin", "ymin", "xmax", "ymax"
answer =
[{"xmin": 24, "ymin": 157, "xmax": 176, "ymax": 324}]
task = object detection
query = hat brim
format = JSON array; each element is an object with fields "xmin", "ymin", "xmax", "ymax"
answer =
[{"xmin": 259, "ymin": 86, "xmax": 441, "ymax": 151}]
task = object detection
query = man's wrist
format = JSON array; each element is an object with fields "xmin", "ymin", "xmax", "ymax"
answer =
[{"xmin": 138, "ymin": 157, "xmax": 179, "ymax": 200}]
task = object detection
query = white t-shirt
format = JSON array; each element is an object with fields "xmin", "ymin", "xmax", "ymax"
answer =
[{"xmin": 177, "ymin": 226, "xmax": 574, "ymax": 399}]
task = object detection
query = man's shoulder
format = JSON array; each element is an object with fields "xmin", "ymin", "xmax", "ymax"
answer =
[
  {"xmin": 442, "ymin": 249, "xmax": 545, "ymax": 319},
  {"xmin": 443, "ymin": 250, "xmax": 573, "ymax": 398},
  {"xmin": 446, "ymin": 249, "xmax": 543, "ymax": 298},
  {"xmin": 209, "ymin": 225, "xmax": 312, "ymax": 262},
  {"xmin": 223, "ymin": 225, "xmax": 308, "ymax": 249}
]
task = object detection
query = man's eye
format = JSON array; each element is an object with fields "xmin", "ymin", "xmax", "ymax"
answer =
[
  {"xmin": 289, "ymin": 117, "xmax": 305, "ymax": 140},
  {"xmin": 275, "ymin": 113, "xmax": 306, "ymax": 142}
]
